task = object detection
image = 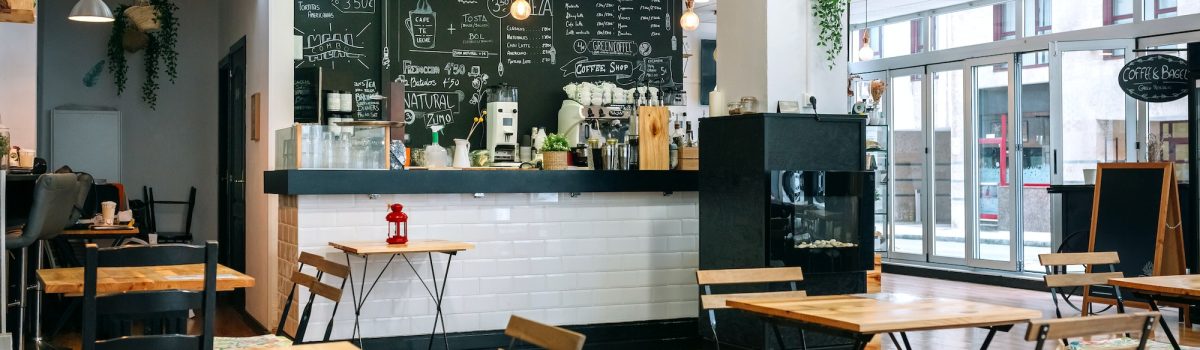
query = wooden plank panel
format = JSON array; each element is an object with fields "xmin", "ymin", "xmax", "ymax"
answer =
[
  {"xmin": 1038, "ymin": 252, "xmax": 1120, "ymax": 266},
  {"xmin": 696, "ymin": 267, "xmax": 804, "ymax": 285},
  {"xmin": 1043, "ymin": 272, "xmax": 1124, "ymax": 288},
  {"xmin": 38, "ymin": 264, "xmax": 255, "ymax": 294},
  {"xmin": 637, "ymin": 107, "xmax": 670, "ymax": 170},
  {"xmin": 1025, "ymin": 312, "xmax": 1158, "ymax": 341},
  {"xmin": 504, "ymin": 315, "xmax": 586, "ymax": 350},
  {"xmin": 726, "ymin": 293, "xmax": 1042, "ymax": 334},
  {"xmin": 701, "ymin": 290, "xmax": 808, "ymax": 310},
  {"xmin": 329, "ymin": 240, "xmax": 474, "ymax": 255},
  {"xmin": 289, "ymin": 271, "xmax": 342, "ymax": 301}
]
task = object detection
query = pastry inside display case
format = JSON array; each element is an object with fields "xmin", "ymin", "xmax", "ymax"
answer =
[{"xmin": 768, "ymin": 170, "xmax": 874, "ymax": 272}]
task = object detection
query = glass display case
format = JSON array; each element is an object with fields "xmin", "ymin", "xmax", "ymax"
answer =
[
  {"xmin": 276, "ymin": 122, "xmax": 395, "ymax": 170},
  {"xmin": 768, "ymin": 171, "xmax": 874, "ymax": 272}
]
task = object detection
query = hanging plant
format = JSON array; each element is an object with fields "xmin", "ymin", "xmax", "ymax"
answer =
[
  {"xmin": 104, "ymin": 0, "xmax": 180, "ymax": 109},
  {"xmin": 812, "ymin": 0, "xmax": 848, "ymax": 70}
]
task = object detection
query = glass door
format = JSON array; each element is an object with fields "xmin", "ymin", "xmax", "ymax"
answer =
[
  {"xmin": 887, "ymin": 67, "xmax": 929, "ymax": 262},
  {"xmin": 1049, "ymin": 39, "xmax": 1136, "ymax": 251},
  {"xmin": 851, "ymin": 71, "xmax": 891, "ymax": 253},
  {"xmin": 929, "ymin": 63, "xmax": 967, "ymax": 264},
  {"xmin": 966, "ymin": 55, "xmax": 1020, "ymax": 270}
]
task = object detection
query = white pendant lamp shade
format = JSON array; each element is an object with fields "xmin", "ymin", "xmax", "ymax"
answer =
[
  {"xmin": 69, "ymin": 0, "xmax": 115, "ymax": 22},
  {"xmin": 510, "ymin": 0, "xmax": 531, "ymax": 20},
  {"xmin": 680, "ymin": 8, "xmax": 700, "ymax": 31},
  {"xmin": 858, "ymin": 45, "xmax": 875, "ymax": 62}
]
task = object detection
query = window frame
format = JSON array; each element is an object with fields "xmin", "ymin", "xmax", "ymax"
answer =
[{"xmin": 1105, "ymin": 0, "xmax": 1135, "ymax": 25}]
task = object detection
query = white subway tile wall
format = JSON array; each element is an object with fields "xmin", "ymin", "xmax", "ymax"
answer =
[{"xmin": 278, "ymin": 192, "xmax": 700, "ymax": 340}]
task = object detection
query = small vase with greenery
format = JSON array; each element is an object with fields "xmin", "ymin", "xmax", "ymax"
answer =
[{"xmin": 540, "ymin": 133, "xmax": 571, "ymax": 170}]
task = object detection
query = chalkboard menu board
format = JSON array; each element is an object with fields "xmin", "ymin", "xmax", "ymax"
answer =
[
  {"xmin": 1091, "ymin": 168, "xmax": 1165, "ymax": 278},
  {"xmin": 294, "ymin": 67, "xmax": 323, "ymax": 123},
  {"xmin": 295, "ymin": 0, "xmax": 385, "ymax": 120},
  {"xmin": 387, "ymin": 0, "xmax": 683, "ymax": 146}
]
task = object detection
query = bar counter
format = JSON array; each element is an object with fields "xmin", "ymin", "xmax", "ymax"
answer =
[{"xmin": 267, "ymin": 169, "xmax": 701, "ymax": 344}]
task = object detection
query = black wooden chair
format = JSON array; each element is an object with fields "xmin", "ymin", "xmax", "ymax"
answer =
[
  {"xmin": 82, "ymin": 241, "xmax": 217, "ymax": 350},
  {"xmin": 215, "ymin": 251, "xmax": 349, "ymax": 349},
  {"xmin": 143, "ymin": 186, "xmax": 197, "ymax": 243}
]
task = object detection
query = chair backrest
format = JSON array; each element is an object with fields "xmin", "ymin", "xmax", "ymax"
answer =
[
  {"xmin": 1026, "ymin": 312, "xmax": 1158, "ymax": 350},
  {"xmin": 70, "ymin": 172, "xmax": 95, "ymax": 223},
  {"xmin": 15, "ymin": 173, "xmax": 81, "ymax": 247},
  {"xmin": 82, "ymin": 241, "xmax": 218, "ymax": 350},
  {"xmin": 1039, "ymin": 252, "xmax": 1123, "ymax": 288},
  {"xmin": 695, "ymin": 267, "xmax": 805, "ymax": 310},
  {"xmin": 144, "ymin": 186, "xmax": 197, "ymax": 236},
  {"xmin": 278, "ymin": 252, "xmax": 350, "ymax": 343},
  {"xmin": 504, "ymin": 315, "xmax": 586, "ymax": 350}
]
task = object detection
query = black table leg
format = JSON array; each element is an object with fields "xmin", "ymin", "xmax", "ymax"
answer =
[
  {"xmin": 402, "ymin": 252, "xmax": 457, "ymax": 350},
  {"xmin": 980, "ymin": 327, "xmax": 999, "ymax": 350},
  {"xmin": 889, "ymin": 333, "xmax": 902, "ymax": 349},
  {"xmin": 1146, "ymin": 295, "xmax": 1182, "ymax": 350},
  {"xmin": 343, "ymin": 253, "xmax": 397, "ymax": 349},
  {"xmin": 900, "ymin": 332, "xmax": 912, "ymax": 350}
]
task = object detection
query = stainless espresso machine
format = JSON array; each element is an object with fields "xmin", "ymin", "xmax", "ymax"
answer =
[{"xmin": 484, "ymin": 84, "xmax": 520, "ymax": 166}]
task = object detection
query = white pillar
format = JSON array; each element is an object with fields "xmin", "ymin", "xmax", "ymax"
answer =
[{"xmin": 716, "ymin": 0, "xmax": 848, "ymax": 114}]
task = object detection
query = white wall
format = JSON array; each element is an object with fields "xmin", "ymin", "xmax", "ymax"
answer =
[
  {"xmin": 37, "ymin": 0, "xmax": 218, "ymax": 241},
  {"xmin": 218, "ymin": 0, "xmax": 294, "ymax": 328},
  {"xmin": 0, "ymin": 22, "xmax": 37, "ymax": 150},
  {"xmin": 716, "ymin": 0, "xmax": 848, "ymax": 115}
]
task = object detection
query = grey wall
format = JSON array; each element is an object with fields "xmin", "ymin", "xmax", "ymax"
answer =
[{"xmin": 38, "ymin": 0, "xmax": 219, "ymax": 243}]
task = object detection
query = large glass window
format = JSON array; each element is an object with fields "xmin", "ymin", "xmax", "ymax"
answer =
[
  {"xmin": 1147, "ymin": 45, "xmax": 1190, "ymax": 182},
  {"xmin": 1144, "ymin": 0, "xmax": 1200, "ymax": 19},
  {"xmin": 1021, "ymin": 0, "xmax": 1132, "ymax": 36},
  {"xmin": 892, "ymin": 73, "xmax": 926, "ymax": 256},
  {"xmin": 932, "ymin": 2, "xmax": 1015, "ymax": 50},
  {"xmin": 973, "ymin": 63, "xmax": 1013, "ymax": 263},
  {"xmin": 1020, "ymin": 52, "xmax": 1053, "ymax": 272}
]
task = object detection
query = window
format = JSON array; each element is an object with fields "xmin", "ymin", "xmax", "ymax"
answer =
[
  {"xmin": 1024, "ymin": 0, "xmax": 1053, "ymax": 36},
  {"xmin": 1105, "ymin": 0, "xmax": 1134, "ymax": 25},
  {"xmin": 933, "ymin": 1, "xmax": 1015, "ymax": 50},
  {"xmin": 1145, "ymin": 0, "xmax": 1179, "ymax": 19},
  {"xmin": 994, "ymin": 3, "xmax": 1017, "ymax": 40}
]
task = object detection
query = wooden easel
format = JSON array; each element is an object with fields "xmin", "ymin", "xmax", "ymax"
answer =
[{"xmin": 1083, "ymin": 162, "xmax": 1187, "ymax": 314}]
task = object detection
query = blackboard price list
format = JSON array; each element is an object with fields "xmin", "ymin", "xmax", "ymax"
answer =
[
  {"xmin": 563, "ymin": 2, "xmax": 589, "ymax": 36},
  {"xmin": 298, "ymin": 1, "xmax": 335, "ymax": 19}
]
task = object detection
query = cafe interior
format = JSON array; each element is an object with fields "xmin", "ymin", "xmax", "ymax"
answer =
[{"xmin": 4, "ymin": 0, "xmax": 1200, "ymax": 349}]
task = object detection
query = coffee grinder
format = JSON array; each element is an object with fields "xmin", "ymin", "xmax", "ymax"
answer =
[{"xmin": 484, "ymin": 84, "xmax": 520, "ymax": 166}]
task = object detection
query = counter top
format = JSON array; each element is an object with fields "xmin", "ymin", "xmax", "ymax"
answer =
[{"xmin": 263, "ymin": 169, "xmax": 698, "ymax": 195}]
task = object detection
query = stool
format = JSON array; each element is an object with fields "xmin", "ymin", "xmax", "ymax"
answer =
[{"xmin": 5, "ymin": 173, "xmax": 79, "ymax": 350}]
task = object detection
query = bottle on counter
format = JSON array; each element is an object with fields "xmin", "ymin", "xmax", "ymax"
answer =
[
  {"xmin": 685, "ymin": 121, "xmax": 696, "ymax": 147},
  {"xmin": 669, "ymin": 142, "xmax": 679, "ymax": 170}
]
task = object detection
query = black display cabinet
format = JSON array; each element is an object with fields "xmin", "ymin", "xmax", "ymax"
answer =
[{"xmin": 699, "ymin": 113, "xmax": 874, "ymax": 349}]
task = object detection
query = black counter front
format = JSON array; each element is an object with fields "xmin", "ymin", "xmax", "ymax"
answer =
[
  {"xmin": 1048, "ymin": 183, "xmax": 1196, "ymax": 272},
  {"xmin": 263, "ymin": 169, "xmax": 698, "ymax": 195}
]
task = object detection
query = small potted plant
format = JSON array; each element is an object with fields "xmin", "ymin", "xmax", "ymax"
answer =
[{"xmin": 541, "ymin": 133, "xmax": 571, "ymax": 170}]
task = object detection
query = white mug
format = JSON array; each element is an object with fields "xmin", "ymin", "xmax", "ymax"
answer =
[
  {"xmin": 100, "ymin": 201, "xmax": 117, "ymax": 225},
  {"xmin": 18, "ymin": 149, "xmax": 35, "ymax": 168}
]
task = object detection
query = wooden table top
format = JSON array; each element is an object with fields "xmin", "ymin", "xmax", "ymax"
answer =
[
  {"xmin": 329, "ymin": 240, "xmax": 474, "ymax": 255},
  {"xmin": 726, "ymin": 293, "xmax": 1043, "ymax": 334},
  {"xmin": 61, "ymin": 226, "xmax": 140, "ymax": 237},
  {"xmin": 265, "ymin": 342, "xmax": 358, "ymax": 350},
  {"xmin": 37, "ymin": 263, "xmax": 255, "ymax": 294},
  {"xmin": 1110, "ymin": 275, "xmax": 1200, "ymax": 298}
]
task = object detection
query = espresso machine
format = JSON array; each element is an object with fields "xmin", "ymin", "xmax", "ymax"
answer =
[{"xmin": 485, "ymin": 84, "xmax": 520, "ymax": 166}]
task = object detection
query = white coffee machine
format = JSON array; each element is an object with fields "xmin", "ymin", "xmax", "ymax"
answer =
[{"xmin": 485, "ymin": 84, "xmax": 520, "ymax": 165}]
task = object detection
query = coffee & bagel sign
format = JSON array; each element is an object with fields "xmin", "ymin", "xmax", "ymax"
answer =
[{"xmin": 1118, "ymin": 54, "xmax": 1191, "ymax": 103}]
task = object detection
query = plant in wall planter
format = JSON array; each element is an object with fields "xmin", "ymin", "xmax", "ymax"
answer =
[
  {"xmin": 540, "ymin": 133, "xmax": 571, "ymax": 170},
  {"xmin": 812, "ymin": 0, "xmax": 847, "ymax": 70},
  {"xmin": 106, "ymin": 0, "xmax": 179, "ymax": 109}
]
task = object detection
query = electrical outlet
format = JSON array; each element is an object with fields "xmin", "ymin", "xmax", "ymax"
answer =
[{"xmin": 803, "ymin": 93, "xmax": 815, "ymax": 107}]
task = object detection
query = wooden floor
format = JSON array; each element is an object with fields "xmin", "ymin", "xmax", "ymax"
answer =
[{"xmin": 875, "ymin": 273, "xmax": 1200, "ymax": 349}]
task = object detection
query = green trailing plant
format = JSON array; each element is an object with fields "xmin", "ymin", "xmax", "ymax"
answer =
[
  {"xmin": 541, "ymin": 134, "xmax": 571, "ymax": 152},
  {"xmin": 812, "ymin": 0, "xmax": 848, "ymax": 70},
  {"xmin": 105, "ymin": 0, "xmax": 180, "ymax": 109}
]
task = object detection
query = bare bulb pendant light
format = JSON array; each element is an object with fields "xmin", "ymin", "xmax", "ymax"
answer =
[
  {"xmin": 69, "ymin": 0, "xmax": 115, "ymax": 22},
  {"xmin": 681, "ymin": 0, "xmax": 700, "ymax": 31},
  {"xmin": 858, "ymin": 0, "xmax": 875, "ymax": 61},
  {"xmin": 510, "ymin": 0, "xmax": 532, "ymax": 20}
]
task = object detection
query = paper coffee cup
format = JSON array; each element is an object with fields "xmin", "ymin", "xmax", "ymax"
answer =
[{"xmin": 101, "ymin": 201, "xmax": 117, "ymax": 225}]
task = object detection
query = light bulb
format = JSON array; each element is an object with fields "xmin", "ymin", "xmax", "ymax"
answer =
[
  {"xmin": 858, "ymin": 45, "xmax": 876, "ymax": 62},
  {"xmin": 680, "ymin": 8, "xmax": 700, "ymax": 31},
  {"xmin": 510, "ymin": 0, "xmax": 532, "ymax": 20}
]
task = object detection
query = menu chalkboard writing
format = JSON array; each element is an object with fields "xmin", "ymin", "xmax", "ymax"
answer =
[
  {"xmin": 294, "ymin": 67, "xmax": 323, "ymax": 123},
  {"xmin": 387, "ymin": 0, "xmax": 682, "ymax": 146},
  {"xmin": 295, "ymin": 0, "xmax": 384, "ymax": 120}
]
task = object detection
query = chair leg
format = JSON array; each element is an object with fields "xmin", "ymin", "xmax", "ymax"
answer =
[
  {"xmin": 707, "ymin": 310, "xmax": 720, "ymax": 350},
  {"xmin": 17, "ymin": 247, "xmax": 27, "ymax": 350}
]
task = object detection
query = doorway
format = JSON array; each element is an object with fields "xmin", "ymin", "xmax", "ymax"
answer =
[{"xmin": 218, "ymin": 38, "xmax": 247, "ymax": 308}]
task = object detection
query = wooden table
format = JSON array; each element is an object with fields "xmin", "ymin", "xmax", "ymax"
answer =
[
  {"xmin": 37, "ymin": 263, "xmax": 255, "ymax": 294},
  {"xmin": 1109, "ymin": 275, "xmax": 1200, "ymax": 350},
  {"xmin": 329, "ymin": 240, "xmax": 473, "ymax": 349},
  {"xmin": 726, "ymin": 293, "xmax": 1043, "ymax": 350},
  {"xmin": 61, "ymin": 226, "xmax": 140, "ymax": 241},
  {"xmin": 266, "ymin": 341, "xmax": 359, "ymax": 350}
]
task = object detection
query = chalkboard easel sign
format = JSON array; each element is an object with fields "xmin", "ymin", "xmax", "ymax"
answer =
[{"xmin": 1084, "ymin": 162, "xmax": 1187, "ymax": 308}]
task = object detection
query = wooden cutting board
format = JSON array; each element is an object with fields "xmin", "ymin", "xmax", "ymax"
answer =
[{"xmin": 638, "ymin": 106, "xmax": 670, "ymax": 170}]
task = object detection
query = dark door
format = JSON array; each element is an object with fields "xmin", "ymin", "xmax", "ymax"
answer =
[{"xmin": 218, "ymin": 38, "xmax": 247, "ymax": 308}]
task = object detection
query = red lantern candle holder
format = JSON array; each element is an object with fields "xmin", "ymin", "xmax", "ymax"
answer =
[{"xmin": 386, "ymin": 203, "xmax": 409, "ymax": 245}]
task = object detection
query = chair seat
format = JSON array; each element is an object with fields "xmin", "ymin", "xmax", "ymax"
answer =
[
  {"xmin": 6, "ymin": 228, "xmax": 40, "ymax": 250},
  {"xmin": 214, "ymin": 334, "xmax": 292, "ymax": 349}
]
